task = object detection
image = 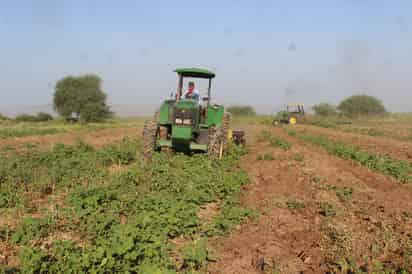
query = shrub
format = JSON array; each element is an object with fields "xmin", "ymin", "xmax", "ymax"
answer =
[
  {"xmin": 36, "ymin": 112, "xmax": 54, "ymax": 121},
  {"xmin": 0, "ymin": 113, "xmax": 10, "ymax": 121},
  {"xmin": 338, "ymin": 95, "xmax": 386, "ymax": 117},
  {"xmin": 15, "ymin": 112, "xmax": 54, "ymax": 122},
  {"xmin": 15, "ymin": 114, "xmax": 39, "ymax": 122},
  {"xmin": 226, "ymin": 105, "xmax": 256, "ymax": 116},
  {"xmin": 312, "ymin": 103, "xmax": 338, "ymax": 116}
]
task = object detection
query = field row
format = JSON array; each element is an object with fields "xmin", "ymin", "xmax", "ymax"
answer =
[
  {"xmin": 209, "ymin": 127, "xmax": 412, "ymax": 273},
  {"xmin": 307, "ymin": 115, "xmax": 412, "ymax": 143},
  {"xmin": 285, "ymin": 128, "xmax": 412, "ymax": 184},
  {"xmin": 0, "ymin": 118, "xmax": 145, "ymax": 139}
]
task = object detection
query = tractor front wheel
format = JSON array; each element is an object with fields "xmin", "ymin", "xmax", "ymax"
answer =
[{"xmin": 142, "ymin": 115, "xmax": 159, "ymax": 160}]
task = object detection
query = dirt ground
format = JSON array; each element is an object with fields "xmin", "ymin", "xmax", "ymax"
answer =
[
  {"xmin": 299, "ymin": 125, "xmax": 412, "ymax": 163},
  {"xmin": 0, "ymin": 127, "xmax": 141, "ymax": 150},
  {"xmin": 208, "ymin": 125, "xmax": 412, "ymax": 273}
]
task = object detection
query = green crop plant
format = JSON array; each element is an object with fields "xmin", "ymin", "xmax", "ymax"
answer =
[
  {"xmin": 257, "ymin": 153, "xmax": 275, "ymax": 161},
  {"xmin": 293, "ymin": 153, "xmax": 304, "ymax": 162},
  {"xmin": 181, "ymin": 238, "xmax": 210, "ymax": 271},
  {"xmin": 0, "ymin": 185, "xmax": 22, "ymax": 208},
  {"xmin": 269, "ymin": 136, "xmax": 291, "ymax": 151},
  {"xmin": 0, "ymin": 138, "xmax": 140, "ymax": 210},
  {"xmin": 11, "ymin": 216, "xmax": 54, "ymax": 245},
  {"xmin": 286, "ymin": 199, "xmax": 305, "ymax": 210},
  {"xmin": 319, "ymin": 202, "xmax": 337, "ymax": 217},
  {"xmin": 2, "ymin": 139, "xmax": 252, "ymax": 273},
  {"xmin": 285, "ymin": 129, "xmax": 412, "ymax": 183},
  {"xmin": 257, "ymin": 130, "xmax": 291, "ymax": 150},
  {"xmin": 257, "ymin": 129, "xmax": 272, "ymax": 143},
  {"xmin": 204, "ymin": 198, "xmax": 255, "ymax": 236},
  {"xmin": 334, "ymin": 186, "xmax": 353, "ymax": 202}
]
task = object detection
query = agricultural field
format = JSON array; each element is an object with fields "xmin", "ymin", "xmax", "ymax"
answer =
[
  {"xmin": 0, "ymin": 118, "xmax": 146, "ymax": 151},
  {"xmin": 1, "ymin": 115, "xmax": 412, "ymax": 273},
  {"xmin": 306, "ymin": 113, "xmax": 412, "ymax": 143}
]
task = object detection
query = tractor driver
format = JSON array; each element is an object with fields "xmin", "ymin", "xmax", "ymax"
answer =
[{"xmin": 183, "ymin": 81, "xmax": 201, "ymax": 103}]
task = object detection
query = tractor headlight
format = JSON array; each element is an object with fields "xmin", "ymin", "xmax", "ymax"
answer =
[
  {"xmin": 183, "ymin": 119, "xmax": 191, "ymax": 125},
  {"xmin": 175, "ymin": 118, "xmax": 183, "ymax": 124}
]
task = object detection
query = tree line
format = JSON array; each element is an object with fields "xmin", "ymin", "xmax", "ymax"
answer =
[
  {"xmin": 312, "ymin": 95, "xmax": 387, "ymax": 117},
  {"xmin": 226, "ymin": 94, "xmax": 388, "ymax": 118},
  {"xmin": 0, "ymin": 74, "xmax": 389, "ymax": 123}
]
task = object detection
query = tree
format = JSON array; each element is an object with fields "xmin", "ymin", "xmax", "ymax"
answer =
[
  {"xmin": 226, "ymin": 105, "xmax": 256, "ymax": 116},
  {"xmin": 53, "ymin": 75, "xmax": 112, "ymax": 122},
  {"xmin": 80, "ymin": 102, "xmax": 112, "ymax": 123},
  {"xmin": 338, "ymin": 94, "xmax": 386, "ymax": 117},
  {"xmin": 312, "ymin": 103, "xmax": 338, "ymax": 116}
]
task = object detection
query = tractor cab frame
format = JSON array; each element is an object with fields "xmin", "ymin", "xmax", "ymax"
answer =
[
  {"xmin": 286, "ymin": 104, "xmax": 305, "ymax": 115},
  {"xmin": 174, "ymin": 67, "xmax": 215, "ymax": 106}
]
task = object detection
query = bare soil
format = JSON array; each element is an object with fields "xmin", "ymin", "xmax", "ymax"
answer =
[{"xmin": 208, "ymin": 125, "xmax": 412, "ymax": 274}]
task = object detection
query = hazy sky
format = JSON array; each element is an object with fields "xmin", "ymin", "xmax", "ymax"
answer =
[{"xmin": 0, "ymin": 0, "xmax": 411, "ymax": 115}]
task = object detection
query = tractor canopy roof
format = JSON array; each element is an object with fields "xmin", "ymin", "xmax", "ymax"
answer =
[{"xmin": 174, "ymin": 67, "xmax": 215, "ymax": 79}]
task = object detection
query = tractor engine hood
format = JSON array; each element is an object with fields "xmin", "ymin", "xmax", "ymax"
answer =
[
  {"xmin": 175, "ymin": 99, "xmax": 199, "ymax": 109},
  {"xmin": 173, "ymin": 101, "xmax": 199, "ymax": 127}
]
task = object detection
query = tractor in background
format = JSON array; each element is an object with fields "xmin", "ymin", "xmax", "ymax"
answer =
[
  {"xmin": 142, "ymin": 68, "xmax": 245, "ymax": 159},
  {"xmin": 272, "ymin": 104, "xmax": 306, "ymax": 125}
]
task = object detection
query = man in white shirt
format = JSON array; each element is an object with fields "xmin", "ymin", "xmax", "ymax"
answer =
[{"xmin": 183, "ymin": 81, "xmax": 201, "ymax": 103}]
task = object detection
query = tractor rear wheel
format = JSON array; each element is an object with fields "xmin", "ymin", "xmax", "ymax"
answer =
[
  {"xmin": 208, "ymin": 126, "xmax": 224, "ymax": 159},
  {"xmin": 289, "ymin": 116, "xmax": 297, "ymax": 125},
  {"xmin": 142, "ymin": 113, "xmax": 159, "ymax": 160}
]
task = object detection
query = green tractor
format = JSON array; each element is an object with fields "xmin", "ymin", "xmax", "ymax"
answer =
[
  {"xmin": 142, "ymin": 68, "xmax": 243, "ymax": 159},
  {"xmin": 272, "ymin": 104, "xmax": 306, "ymax": 126}
]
